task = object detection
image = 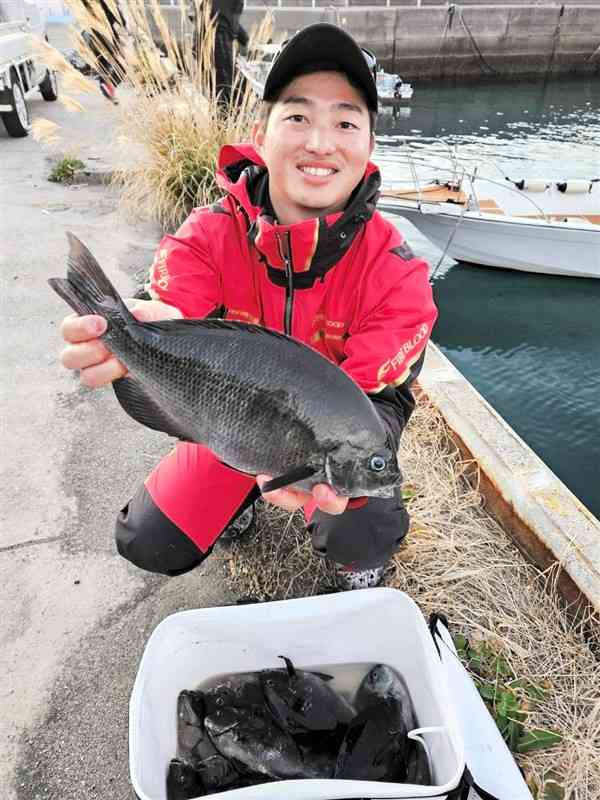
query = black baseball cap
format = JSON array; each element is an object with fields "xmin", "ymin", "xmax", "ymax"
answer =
[{"xmin": 262, "ymin": 24, "xmax": 378, "ymax": 113}]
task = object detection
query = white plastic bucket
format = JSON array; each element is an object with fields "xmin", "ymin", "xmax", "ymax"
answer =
[{"xmin": 130, "ymin": 588, "xmax": 465, "ymax": 800}]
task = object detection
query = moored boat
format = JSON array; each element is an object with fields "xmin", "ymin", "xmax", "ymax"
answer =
[
  {"xmin": 378, "ymin": 145, "xmax": 600, "ymax": 279},
  {"xmin": 237, "ymin": 47, "xmax": 414, "ymax": 108}
]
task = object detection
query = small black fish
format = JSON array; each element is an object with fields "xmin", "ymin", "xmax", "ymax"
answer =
[
  {"xmin": 334, "ymin": 698, "xmax": 408, "ymax": 782},
  {"xmin": 166, "ymin": 759, "xmax": 206, "ymax": 800},
  {"xmin": 177, "ymin": 691, "xmax": 241, "ymax": 790},
  {"xmin": 205, "ymin": 704, "xmax": 304, "ymax": 780},
  {"xmin": 355, "ymin": 663, "xmax": 417, "ymax": 733},
  {"xmin": 201, "ymin": 672, "xmax": 265, "ymax": 716},
  {"xmin": 49, "ymin": 233, "xmax": 402, "ymax": 499},
  {"xmin": 261, "ymin": 656, "xmax": 355, "ymax": 737}
]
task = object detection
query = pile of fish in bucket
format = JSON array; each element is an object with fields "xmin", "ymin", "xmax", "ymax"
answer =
[{"xmin": 167, "ymin": 656, "xmax": 431, "ymax": 798}]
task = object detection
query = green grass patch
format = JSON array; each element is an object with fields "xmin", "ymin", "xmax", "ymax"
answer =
[
  {"xmin": 453, "ymin": 633, "xmax": 564, "ymax": 797},
  {"xmin": 49, "ymin": 156, "xmax": 85, "ymax": 183}
]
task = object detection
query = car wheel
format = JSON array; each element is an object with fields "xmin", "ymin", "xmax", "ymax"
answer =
[
  {"xmin": 40, "ymin": 69, "xmax": 59, "ymax": 101},
  {"xmin": 1, "ymin": 71, "xmax": 30, "ymax": 137}
]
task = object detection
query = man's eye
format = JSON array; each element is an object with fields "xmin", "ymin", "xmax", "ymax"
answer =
[
  {"xmin": 339, "ymin": 121, "xmax": 358, "ymax": 130},
  {"xmin": 286, "ymin": 114, "xmax": 305, "ymax": 123}
]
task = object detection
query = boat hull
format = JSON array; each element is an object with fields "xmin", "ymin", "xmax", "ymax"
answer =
[{"xmin": 382, "ymin": 205, "xmax": 600, "ymax": 279}]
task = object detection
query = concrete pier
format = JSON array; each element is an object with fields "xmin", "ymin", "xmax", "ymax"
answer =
[{"xmin": 237, "ymin": 2, "xmax": 600, "ymax": 79}]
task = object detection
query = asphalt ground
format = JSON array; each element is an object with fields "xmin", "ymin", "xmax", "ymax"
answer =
[{"xmin": 0, "ymin": 33, "xmax": 236, "ymax": 800}]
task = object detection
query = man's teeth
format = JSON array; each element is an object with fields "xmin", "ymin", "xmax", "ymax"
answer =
[{"xmin": 299, "ymin": 166, "xmax": 336, "ymax": 176}]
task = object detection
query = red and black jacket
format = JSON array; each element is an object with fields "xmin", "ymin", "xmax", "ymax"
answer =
[{"xmin": 147, "ymin": 144, "xmax": 438, "ymax": 449}]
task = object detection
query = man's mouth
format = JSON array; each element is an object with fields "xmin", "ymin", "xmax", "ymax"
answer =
[{"xmin": 298, "ymin": 165, "xmax": 338, "ymax": 177}]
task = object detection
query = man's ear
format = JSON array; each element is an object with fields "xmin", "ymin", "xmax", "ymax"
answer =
[
  {"xmin": 369, "ymin": 131, "xmax": 375, "ymax": 157},
  {"xmin": 251, "ymin": 121, "xmax": 265, "ymax": 154}
]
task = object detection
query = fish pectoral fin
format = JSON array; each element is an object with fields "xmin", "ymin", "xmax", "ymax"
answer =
[
  {"xmin": 260, "ymin": 465, "xmax": 318, "ymax": 494},
  {"xmin": 112, "ymin": 377, "xmax": 194, "ymax": 441}
]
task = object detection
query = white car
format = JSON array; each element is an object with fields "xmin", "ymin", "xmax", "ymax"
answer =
[{"xmin": 0, "ymin": 0, "xmax": 58, "ymax": 137}]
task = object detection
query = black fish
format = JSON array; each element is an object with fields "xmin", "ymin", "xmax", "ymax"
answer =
[
  {"xmin": 355, "ymin": 663, "xmax": 417, "ymax": 734},
  {"xmin": 334, "ymin": 698, "xmax": 408, "ymax": 782},
  {"xmin": 204, "ymin": 704, "xmax": 304, "ymax": 780},
  {"xmin": 49, "ymin": 233, "xmax": 402, "ymax": 498},
  {"xmin": 261, "ymin": 656, "xmax": 355, "ymax": 736},
  {"xmin": 166, "ymin": 759, "xmax": 206, "ymax": 800},
  {"xmin": 200, "ymin": 672, "xmax": 265, "ymax": 716},
  {"xmin": 177, "ymin": 691, "xmax": 241, "ymax": 790}
]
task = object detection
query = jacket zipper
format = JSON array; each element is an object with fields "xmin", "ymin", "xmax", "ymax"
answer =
[{"xmin": 277, "ymin": 231, "xmax": 294, "ymax": 335}]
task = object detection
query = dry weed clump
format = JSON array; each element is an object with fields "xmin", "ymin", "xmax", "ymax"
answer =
[
  {"xmin": 226, "ymin": 398, "xmax": 600, "ymax": 799},
  {"xmin": 108, "ymin": 0, "xmax": 273, "ymax": 230}
]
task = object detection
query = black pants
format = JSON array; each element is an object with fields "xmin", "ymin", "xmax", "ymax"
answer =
[
  {"xmin": 115, "ymin": 485, "xmax": 409, "ymax": 577},
  {"xmin": 214, "ymin": 24, "xmax": 234, "ymax": 104}
]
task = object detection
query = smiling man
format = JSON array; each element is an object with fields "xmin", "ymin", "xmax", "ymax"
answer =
[{"xmin": 58, "ymin": 24, "xmax": 438, "ymax": 590}]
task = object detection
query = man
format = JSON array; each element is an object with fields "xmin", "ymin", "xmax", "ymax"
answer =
[
  {"xmin": 59, "ymin": 24, "xmax": 438, "ymax": 590},
  {"xmin": 81, "ymin": 0, "xmax": 127, "ymax": 103},
  {"xmin": 205, "ymin": 0, "xmax": 248, "ymax": 104}
]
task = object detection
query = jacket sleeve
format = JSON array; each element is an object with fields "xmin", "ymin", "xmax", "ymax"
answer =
[
  {"xmin": 340, "ymin": 234, "xmax": 438, "ymax": 449},
  {"xmin": 145, "ymin": 210, "xmax": 223, "ymax": 319}
]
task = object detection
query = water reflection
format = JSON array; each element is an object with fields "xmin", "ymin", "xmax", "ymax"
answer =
[{"xmin": 374, "ymin": 77, "xmax": 600, "ymax": 518}]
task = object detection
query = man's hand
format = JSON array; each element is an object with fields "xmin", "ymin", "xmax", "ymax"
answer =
[
  {"xmin": 59, "ymin": 299, "xmax": 183, "ymax": 388},
  {"xmin": 256, "ymin": 475, "xmax": 348, "ymax": 515}
]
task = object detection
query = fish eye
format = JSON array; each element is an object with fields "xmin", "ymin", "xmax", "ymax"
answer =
[{"xmin": 369, "ymin": 455, "xmax": 387, "ymax": 472}]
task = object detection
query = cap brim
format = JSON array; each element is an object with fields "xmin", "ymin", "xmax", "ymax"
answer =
[{"xmin": 262, "ymin": 24, "xmax": 378, "ymax": 112}]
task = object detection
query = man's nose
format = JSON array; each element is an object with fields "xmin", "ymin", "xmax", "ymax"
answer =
[{"xmin": 305, "ymin": 125, "xmax": 335, "ymax": 154}]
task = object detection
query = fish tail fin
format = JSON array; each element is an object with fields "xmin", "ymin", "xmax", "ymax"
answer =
[{"xmin": 48, "ymin": 232, "xmax": 130, "ymax": 321}]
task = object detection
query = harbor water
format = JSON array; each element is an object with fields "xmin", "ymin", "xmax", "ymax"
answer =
[{"xmin": 375, "ymin": 76, "xmax": 600, "ymax": 521}]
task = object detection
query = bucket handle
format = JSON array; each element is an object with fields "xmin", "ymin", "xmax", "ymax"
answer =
[{"xmin": 406, "ymin": 725, "xmax": 446, "ymax": 778}]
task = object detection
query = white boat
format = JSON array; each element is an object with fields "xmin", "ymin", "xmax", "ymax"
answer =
[
  {"xmin": 375, "ymin": 68, "xmax": 413, "ymax": 105},
  {"xmin": 378, "ymin": 144, "xmax": 600, "ymax": 279},
  {"xmin": 237, "ymin": 47, "xmax": 414, "ymax": 107}
]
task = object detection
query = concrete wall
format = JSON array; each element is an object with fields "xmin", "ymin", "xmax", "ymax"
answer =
[{"xmin": 235, "ymin": 4, "xmax": 600, "ymax": 79}]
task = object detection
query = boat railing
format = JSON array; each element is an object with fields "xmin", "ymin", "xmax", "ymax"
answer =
[{"xmin": 379, "ymin": 137, "xmax": 557, "ymax": 224}]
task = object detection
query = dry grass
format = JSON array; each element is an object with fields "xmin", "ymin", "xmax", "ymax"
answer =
[{"xmin": 226, "ymin": 398, "xmax": 600, "ymax": 799}]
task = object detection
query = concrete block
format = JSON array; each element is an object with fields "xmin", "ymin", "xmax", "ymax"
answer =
[{"xmin": 419, "ymin": 343, "xmax": 600, "ymax": 613}]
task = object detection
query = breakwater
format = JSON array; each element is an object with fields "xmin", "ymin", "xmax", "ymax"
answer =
[{"xmin": 238, "ymin": 2, "xmax": 600, "ymax": 80}]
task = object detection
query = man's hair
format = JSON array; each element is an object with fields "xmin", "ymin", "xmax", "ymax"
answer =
[{"xmin": 257, "ymin": 62, "xmax": 377, "ymax": 134}]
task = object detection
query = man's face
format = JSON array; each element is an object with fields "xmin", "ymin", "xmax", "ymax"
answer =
[{"xmin": 252, "ymin": 71, "xmax": 374, "ymax": 225}]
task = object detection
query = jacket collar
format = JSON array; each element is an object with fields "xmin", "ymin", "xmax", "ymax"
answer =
[{"xmin": 216, "ymin": 144, "xmax": 381, "ymax": 281}]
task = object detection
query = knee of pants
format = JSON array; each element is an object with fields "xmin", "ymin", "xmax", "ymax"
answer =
[
  {"xmin": 115, "ymin": 485, "xmax": 209, "ymax": 576},
  {"xmin": 307, "ymin": 489, "xmax": 409, "ymax": 570}
]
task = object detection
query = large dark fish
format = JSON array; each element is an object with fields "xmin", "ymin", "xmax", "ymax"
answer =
[
  {"xmin": 261, "ymin": 656, "xmax": 354, "ymax": 736},
  {"xmin": 261, "ymin": 656, "xmax": 355, "ymax": 779},
  {"xmin": 355, "ymin": 663, "xmax": 417, "ymax": 733},
  {"xmin": 334, "ymin": 698, "xmax": 408, "ymax": 782},
  {"xmin": 48, "ymin": 233, "xmax": 402, "ymax": 498},
  {"xmin": 204, "ymin": 705, "xmax": 305, "ymax": 780}
]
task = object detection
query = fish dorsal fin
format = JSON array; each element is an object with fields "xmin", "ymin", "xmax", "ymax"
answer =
[
  {"xmin": 278, "ymin": 656, "xmax": 297, "ymax": 681},
  {"xmin": 260, "ymin": 465, "xmax": 318, "ymax": 493},
  {"xmin": 140, "ymin": 317, "xmax": 305, "ymax": 349},
  {"xmin": 112, "ymin": 377, "xmax": 195, "ymax": 441}
]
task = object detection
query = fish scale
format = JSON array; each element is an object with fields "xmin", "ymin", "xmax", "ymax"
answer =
[{"xmin": 48, "ymin": 232, "xmax": 402, "ymax": 498}]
